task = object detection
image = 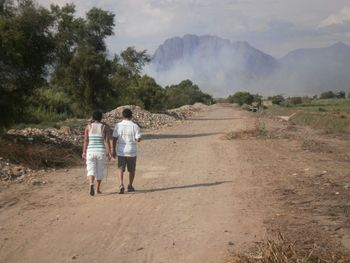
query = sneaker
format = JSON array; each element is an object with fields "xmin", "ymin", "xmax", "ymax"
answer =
[
  {"xmin": 127, "ymin": 185, "xmax": 135, "ymax": 192},
  {"xmin": 119, "ymin": 185, "xmax": 125, "ymax": 194},
  {"xmin": 89, "ymin": 185, "xmax": 95, "ymax": 196}
]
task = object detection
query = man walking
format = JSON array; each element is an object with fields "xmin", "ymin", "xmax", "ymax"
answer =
[{"xmin": 112, "ymin": 108, "xmax": 142, "ymax": 194}]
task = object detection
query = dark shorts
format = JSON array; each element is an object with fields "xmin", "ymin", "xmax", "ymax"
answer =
[{"xmin": 118, "ymin": 156, "xmax": 137, "ymax": 172}]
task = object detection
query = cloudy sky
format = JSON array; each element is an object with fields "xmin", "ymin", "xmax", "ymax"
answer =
[{"xmin": 37, "ymin": 0, "xmax": 350, "ymax": 57}]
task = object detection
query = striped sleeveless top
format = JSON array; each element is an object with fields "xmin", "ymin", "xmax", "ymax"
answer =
[{"xmin": 87, "ymin": 122, "xmax": 105, "ymax": 153}]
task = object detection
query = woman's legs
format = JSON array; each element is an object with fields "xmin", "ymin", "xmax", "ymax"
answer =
[
  {"xmin": 96, "ymin": 180, "xmax": 102, "ymax": 193},
  {"xmin": 88, "ymin": 175, "xmax": 95, "ymax": 196},
  {"xmin": 95, "ymin": 153, "xmax": 106, "ymax": 194}
]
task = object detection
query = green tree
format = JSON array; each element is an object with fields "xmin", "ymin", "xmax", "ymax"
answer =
[
  {"xmin": 50, "ymin": 6, "xmax": 116, "ymax": 114},
  {"xmin": 0, "ymin": 0, "xmax": 55, "ymax": 127},
  {"xmin": 227, "ymin": 91, "xmax": 254, "ymax": 106},
  {"xmin": 120, "ymin": 47, "xmax": 150, "ymax": 75},
  {"xmin": 269, "ymin": 95, "xmax": 285, "ymax": 105},
  {"xmin": 320, "ymin": 91, "xmax": 335, "ymax": 99},
  {"xmin": 165, "ymin": 80, "xmax": 213, "ymax": 108}
]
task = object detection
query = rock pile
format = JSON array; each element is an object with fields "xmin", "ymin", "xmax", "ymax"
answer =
[
  {"xmin": 103, "ymin": 105, "xmax": 178, "ymax": 129},
  {"xmin": 7, "ymin": 125, "xmax": 85, "ymax": 147},
  {"xmin": 167, "ymin": 103, "xmax": 209, "ymax": 119},
  {"xmin": 0, "ymin": 157, "xmax": 36, "ymax": 182}
]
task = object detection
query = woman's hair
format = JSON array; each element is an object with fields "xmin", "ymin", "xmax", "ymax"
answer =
[
  {"xmin": 122, "ymin": 108, "xmax": 132, "ymax": 119},
  {"xmin": 92, "ymin": 110, "xmax": 103, "ymax": 122}
]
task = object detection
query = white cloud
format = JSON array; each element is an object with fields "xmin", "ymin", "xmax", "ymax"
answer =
[
  {"xmin": 319, "ymin": 7, "xmax": 350, "ymax": 28},
  {"xmin": 36, "ymin": 0, "xmax": 350, "ymax": 56}
]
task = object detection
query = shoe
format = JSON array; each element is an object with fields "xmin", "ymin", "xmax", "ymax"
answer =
[
  {"xmin": 127, "ymin": 185, "xmax": 135, "ymax": 192},
  {"xmin": 89, "ymin": 185, "xmax": 95, "ymax": 196},
  {"xmin": 119, "ymin": 185, "xmax": 125, "ymax": 194}
]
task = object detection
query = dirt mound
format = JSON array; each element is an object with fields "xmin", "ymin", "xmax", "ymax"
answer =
[
  {"xmin": 103, "ymin": 105, "xmax": 178, "ymax": 129},
  {"xmin": 7, "ymin": 125, "xmax": 84, "ymax": 147},
  {"xmin": 167, "ymin": 103, "xmax": 209, "ymax": 119}
]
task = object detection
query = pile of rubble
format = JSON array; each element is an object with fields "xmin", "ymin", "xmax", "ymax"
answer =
[
  {"xmin": 103, "ymin": 105, "xmax": 178, "ymax": 129},
  {"xmin": 7, "ymin": 126, "xmax": 84, "ymax": 147},
  {"xmin": 167, "ymin": 103, "xmax": 209, "ymax": 119},
  {"xmin": 0, "ymin": 157, "xmax": 35, "ymax": 182}
]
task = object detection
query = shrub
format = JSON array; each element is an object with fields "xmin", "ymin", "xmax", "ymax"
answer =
[
  {"xmin": 227, "ymin": 91, "xmax": 254, "ymax": 106},
  {"xmin": 269, "ymin": 95, "xmax": 285, "ymax": 105}
]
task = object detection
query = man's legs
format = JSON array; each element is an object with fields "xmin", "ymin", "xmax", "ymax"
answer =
[
  {"xmin": 129, "ymin": 171, "xmax": 135, "ymax": 186},
  {"xmin": 117, "ymin": 156, "xmax": 127, "ymax": 193},
  {"xmin": 127, "ymin": 157, "xmax": 137, "ymax": 192}
]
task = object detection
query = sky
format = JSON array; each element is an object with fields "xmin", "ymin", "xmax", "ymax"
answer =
[{"xmin": 37, "ymin": 0, "xmax": 350, "ymax": 58}]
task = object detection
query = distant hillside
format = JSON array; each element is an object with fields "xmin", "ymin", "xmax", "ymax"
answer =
[
  {"xmin": 148, "ymin": 35, "xmax": 350, "ymax": 97},
  {"xmin": 149, "ymin": 34, "xmax": 278, "ymax": 96}
]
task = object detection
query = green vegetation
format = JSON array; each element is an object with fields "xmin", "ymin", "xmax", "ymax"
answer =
[
  {"xmin": 227, "ymin": 91, "xmax": 261, "ymax": 106},
  {"xmin": 0, "ymin": 0, "xmax": 213, "ymax": 129},
  {"xmin": 261, "ymin": 98, "xmax": 350, "ymax": 132},
  {"xmin": 165, "ymin": 80, "xmax": 214, "ymax": 109}
]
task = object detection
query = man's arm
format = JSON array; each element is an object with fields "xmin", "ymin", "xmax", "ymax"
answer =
[{"xmin": 135, "ymin": 124, "xmax": 142, "ymax": 143}]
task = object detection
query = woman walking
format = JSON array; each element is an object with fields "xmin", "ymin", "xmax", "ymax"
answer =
[{"xmin": 82, "ymin": 110, "xmax": 112, "ymax": 196}]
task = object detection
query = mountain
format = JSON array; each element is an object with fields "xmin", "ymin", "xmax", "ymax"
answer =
[
  {"xmin": 149, "ymin": 34, "xmax": 278, "ymax": 96},
  {"xmin": 270, "ymin": 42, "xmax": 350, "ymax": 96},
  {"xmin": 281, "ymin": 42, "xmax": 350, "ymax": 65},
  {"xmin": 148, "ymin": 35, "xmax": 350, "ymax": 96}
]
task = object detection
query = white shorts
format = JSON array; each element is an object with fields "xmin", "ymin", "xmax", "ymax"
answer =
[{"xmin": 86, "ymin": 152, "xmax": 106, "ymax": 180}]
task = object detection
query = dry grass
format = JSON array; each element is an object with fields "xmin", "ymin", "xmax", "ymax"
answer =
[
  {"xmin": 228, "ymin": 232, "xmax": 349, "ymax": 263},
  {"xmin": 222, "ymin": 120, "xmax": 276, "ymax": 140},
  {"xmin": 0, "ymin": 135, "xmax": 81, "ymax": 170}
]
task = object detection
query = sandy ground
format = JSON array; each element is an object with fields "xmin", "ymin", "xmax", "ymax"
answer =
[
  {"xmin": 0, "ymin": 105, "xmax": 265, "ymax": 263},
  {"xmin": 1, "ymin": 104, "xmax": 349, "ymax": 263}
]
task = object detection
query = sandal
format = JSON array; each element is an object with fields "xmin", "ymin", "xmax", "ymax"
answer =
[
  {"xmin": 127, "ymin": 185, "xmax": 135, "ymax": 192},
  {"xmin": 89, "ymin": 185, "xmax": 95, "ymax": 196},
  {"xmin": 119, "ymin": 185, "xmax": 125, "ymax": 194}
]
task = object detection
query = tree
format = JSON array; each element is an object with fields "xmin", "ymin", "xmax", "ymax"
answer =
[
  {"xmin": 165, "ymin": 80, "xmax": 213, "ymax": 108},
  {"xmin": 288, "ymin": 97, "xmax": 303, "ymax": 105},
  {"xmin": 227, "ymin": 91, "xmax": 254, "ymax": 106},
  {"xmin": 320, "ymin": 91, "xmax": 335, "ymax": 99},
  {"xmin": 120, "ymin": 47, "xmax": 150, "ymax": 75},
  {"xmin": 269, "ymin": 95, "xmax": 285, "ymax": 105},
  {"xmin": 50, "ymin": 6, "xmax": 116, "ymax": 114},
  {"xmin": 335, "ymin": 91, "xmax": 346, "ymax": 99},
  {"xmin": 0, "ymin": 0, "xmax": 56, "ymax": 127}
]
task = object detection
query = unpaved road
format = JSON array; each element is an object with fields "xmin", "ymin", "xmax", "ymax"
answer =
[{"xmin": 0, "ymin": 105, "xmax": 265, "ymax": 263}]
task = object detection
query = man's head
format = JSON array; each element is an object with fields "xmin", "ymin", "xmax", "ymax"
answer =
[
  {"xmin": 122, "ymin": 108, "xmax": 132, "ymax": 119},
  {"xmin": 92, "ymin": 110, "xmax": 103, "ymax": 122}
]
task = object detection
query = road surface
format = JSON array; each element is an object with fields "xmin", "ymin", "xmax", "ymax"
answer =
[{"xmin": 0, "ymin": 105, "xmax": 264, "ymax": 263}]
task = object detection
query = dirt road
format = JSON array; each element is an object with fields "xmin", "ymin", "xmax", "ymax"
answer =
[{"xmin": 0, "ymin": 105, "xmax": 266, "ymax": 263}]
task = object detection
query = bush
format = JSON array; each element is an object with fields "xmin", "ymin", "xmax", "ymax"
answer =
[
  {"xmin": 227, "ymin": 91, "xmax": 254, "ymax": 106},
  {"xmin": 288, "ymin": 97, "xmax": 303, "ymax": 105},
  {"xmin": 269, "ymin": 95, "xmax": 285, "ymax": 105},
  {"xmin": 165, "ymin": 80, "xmax": 214, "ymax": 109},
  {"xmin": 320, "ymin": 91, "xmax": 336, "ymax": 99}
]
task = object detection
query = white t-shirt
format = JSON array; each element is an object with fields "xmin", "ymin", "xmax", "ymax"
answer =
[{"xmin": 113, "ymin": 120, "xmax": 141, "ymax": 157}]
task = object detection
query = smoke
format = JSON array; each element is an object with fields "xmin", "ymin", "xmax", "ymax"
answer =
[{"xmin": 145, "ymin": 41, "xmax": 350, "ymax": 98}]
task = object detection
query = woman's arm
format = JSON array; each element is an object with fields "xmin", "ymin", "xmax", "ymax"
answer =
[
  {"xmin": 82, "ymin": 125, "xmax": 89, "ymax": 160},
  {"xmin": 104, "ymin": 125, "xmax": 112, "ymax": 160}
]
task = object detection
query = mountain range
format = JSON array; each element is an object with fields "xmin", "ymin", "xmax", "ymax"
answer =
[{"xmin": 147, "ymin": 34, "xmax": 350, "ymax": 97}]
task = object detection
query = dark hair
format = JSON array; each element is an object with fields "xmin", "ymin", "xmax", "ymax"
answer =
[
  {"xmin": 122, "ymin": 108, "xmax": 132, "ymax": 119},
  {"xmin": 92, "ymin": 110, "xmax": 103, "ymax": 122}
]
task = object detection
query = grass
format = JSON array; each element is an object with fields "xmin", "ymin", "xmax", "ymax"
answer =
[
  {"xmin": 228, "ymin": 232, "xmax": 349, "ymax": 262},
  {"xmin": 261, "ymin": 99, "xmax": 350, "ymax": 132}
]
